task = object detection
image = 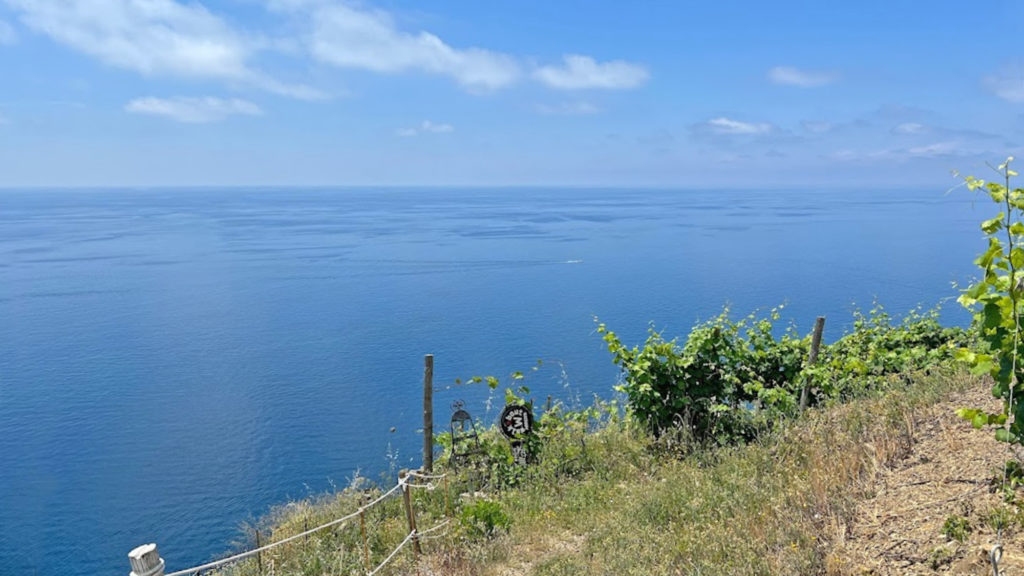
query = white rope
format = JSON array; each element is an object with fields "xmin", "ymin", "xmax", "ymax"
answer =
[
  {"xmin": 165, "ymin": 482, "xmax": 404, "ymax": 576},
  {"xmin": 405, "ymin": 481, "xmax": 437, "ymax": 491},
  {"xmin": 406, "ymin": 470, "xmax": 448, "ymax": 481},
  {"xmin": 365, "ymin": 530, "xmax": 416, "ymax": 576},
  {"xmin": 416, "ymin": 519, "xmax": 450, "ymax": 539}
]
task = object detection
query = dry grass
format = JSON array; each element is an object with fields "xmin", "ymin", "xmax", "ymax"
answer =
[{"xmin": 209, "ymin": 369, "xmax": 1001, "ymax": 576}]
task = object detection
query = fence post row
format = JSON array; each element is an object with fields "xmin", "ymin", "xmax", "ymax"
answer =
[
  {"xmin": 799, "ymin": 316, "xmax": 826, "ymax": 411},
  {"xmin": 423, "ymin": 354, "xmax": 434, "ymax": 474},
  {"xmin": 129, "ymin": 543, "xmax": 165, "ymax": 576}
]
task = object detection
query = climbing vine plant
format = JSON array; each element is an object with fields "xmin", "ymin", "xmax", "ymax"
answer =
[{"xmin": 956, "ymin": 157, "xmax": 1024, "ymax": 444}]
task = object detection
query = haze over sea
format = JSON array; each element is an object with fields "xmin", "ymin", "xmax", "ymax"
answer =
[{"xmin": 0, "ymin": 187, "xmax": 982, "ymax": 575}]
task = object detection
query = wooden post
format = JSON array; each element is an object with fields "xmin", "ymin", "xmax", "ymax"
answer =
[
  {"xmin": 423, "ymin": 354, "xmax": 434, "ymax": 474},
  {"xmin": 400, "ymin": 471, "xmax": 422, "ymax": 558},
  {"xmin": 443, "ymin": 473, "xmax": 451, "ymax": 518},
  {"xmin": 800, "ymin": 316, "xmax": 826, "ymax": 411},
  {"xmin": 128, "ymin": 543, "xmax": 165, "ymax": 576},
  {"xmin": 255, "ymin": 529, "xmax": 263, "ymax": 575},
  {"xmin": 359, "ymin": 509, "xmax": 370, "ymax": 572}
]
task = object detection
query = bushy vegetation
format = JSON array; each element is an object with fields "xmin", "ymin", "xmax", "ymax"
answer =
[{"xmin": 596, "ymin": 304, "xmax": 968, "ymax": 445}]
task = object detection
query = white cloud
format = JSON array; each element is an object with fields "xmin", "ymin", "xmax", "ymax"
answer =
[
  {"xmin": 831, "ymin": 141, "xmax": 982, "ymax": 163},
  {"xmin": 397, "ymin": 120, "xmax": 454, "ymax": 136},
  {"xmin": 906, "ymin": 141, "xmax": 969, "ymax": 158},
  {"xmin": 288, "ymin": 2, "xmax": 520, "ymax": 91},
  {"xmin": 700, "ymin": 117, "xmax": 773, "ymax": 135},
  {"xmin": 536, "ymin": 101, "xmax": 600, "ymax": 115},
  {"xmin": 0, "ymin": 18, "xmax": 16, "ymax": 44},
  {"xmin": 421, "ymin": 120, "xmax": 452, "ymax": 133},
  {"xmin": 985, "ymin": 69, "xmax": 1024, "ymax": 103},
  {"xmin": 125, "ymin": 97, "xmax": 263, "ymax": 123},
  {"xmin": 534, "ymin": 55, "xmax": 648, "ymax": 90},
  {"xmin": 768, "ymin": 66, "xmax": 836, "ymax": 88},
  {"xmin": 4, "ymin": 0, "xmax": 322, "ymax": 99},
  {"xmin": 893, "ymin": 122, "xmax": 928, "ymax": 135}
]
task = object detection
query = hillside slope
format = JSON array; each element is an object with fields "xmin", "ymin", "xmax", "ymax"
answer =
[{"xmin": 830, "ymin": 383, "xmax": 1022, "ymax": 575}]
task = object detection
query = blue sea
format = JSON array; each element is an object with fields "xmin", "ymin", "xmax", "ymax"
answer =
[{"xmin": 0, "ymin": 187, "xmax": 983, "ymax": 575}]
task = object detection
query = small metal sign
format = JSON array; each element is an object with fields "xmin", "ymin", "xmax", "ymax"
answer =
[
  {"xmin": 499, "ymin": 404, "xmax": 533, "ymax": 439},
  {"xmin": 500, "ymin": 404, "xmax": 534, "ymax": 466}
]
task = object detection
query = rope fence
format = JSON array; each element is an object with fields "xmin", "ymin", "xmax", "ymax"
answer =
[
  {"xmin": 365, "ymin": 530, "xmax": 416, "ymax": 576},
  {"xmin": 364, "ymin": 519, "xmax": 451, "ymax": 576},
  {"xmin": 129, "ymin": 471, "xmax": 450, "ymax": 576}
]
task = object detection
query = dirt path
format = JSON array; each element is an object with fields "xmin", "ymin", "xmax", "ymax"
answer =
[{"xmin": 830, "ymin": 384, "xmax": 1024, "ymax": 575}]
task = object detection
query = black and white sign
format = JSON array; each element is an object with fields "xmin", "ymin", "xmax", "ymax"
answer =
[{"xmin": 499, "ymin": 404, "xmax": 533, "ymax": 439}]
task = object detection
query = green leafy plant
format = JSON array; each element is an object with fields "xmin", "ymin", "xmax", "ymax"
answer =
[
  {"xmin": 818, "ymin": 304, "xmax": 967, "ymax": 401},
  {"xmin": 598, "ymin": 304, "xmax": 966, "ymax": 446},
  {"xmin": 941, "ymin": 514, "xmax": 971, "ymax": 543},
  {"xmin": 955, "ymin": 157, "xmax": 1024, "ymax": 444},
  {"xmin": 596, "ymin": 307, "xmax": 809, "ymax": 444},
  {"xmin": 458, "ymin": 498, "xmax": 510, "ymax": 539}
]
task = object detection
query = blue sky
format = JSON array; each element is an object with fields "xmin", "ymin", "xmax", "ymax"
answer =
[{"xmin": 0, "ymin": 0, "xmax": 1022, "ymax": 187}]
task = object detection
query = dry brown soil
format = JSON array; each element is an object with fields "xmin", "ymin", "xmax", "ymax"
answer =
[{"xmin": 830, "ymin": 384, "xmax": 1024, "ymax": 575}]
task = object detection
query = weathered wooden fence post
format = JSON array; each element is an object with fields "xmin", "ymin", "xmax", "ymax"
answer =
[
  {"xmin": 255, "ymin": 528, "xmax": 263, "ymax": 575},
  {"xmin": 128, "ymin": 543, "xmax": 165, "ymax": 576},
  {"xmin": 799, "ymin": 316, "xmax": 826, "ymax": 411},
  {"xmin": 359, "ymin": 509, "xmax": 370, "ymax": 572},
  {"xmin": 400, "ymin": 470, "xmax": 422, "ymax": 558},
  {"xmin": 423, "ymin": 354, "xmax": 434, "ymax": 473}
]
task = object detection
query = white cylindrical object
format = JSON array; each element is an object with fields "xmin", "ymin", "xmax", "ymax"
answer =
[{"xmin": 129, "ymin": 543, "xmax": 166, "ymax": 576}]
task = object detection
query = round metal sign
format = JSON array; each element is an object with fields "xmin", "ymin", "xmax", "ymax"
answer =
[{"xmin": 499, "ymin": 404, "xmax": 533, "ymax": 439}]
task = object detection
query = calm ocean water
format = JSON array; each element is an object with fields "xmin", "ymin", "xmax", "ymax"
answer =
[{"xmin": 0, "ymin": 187, "xmax": 982, "ymax": 575}]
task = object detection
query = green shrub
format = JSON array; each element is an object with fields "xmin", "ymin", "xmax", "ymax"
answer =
[
  {"xmin": 597, "ymin": 307, "xmax": 807, "ymax": 444},
  {"xmin": 816, "ymin": 304, "xmax": 969, "ymax": 401},
  {"xmin": 597, "ymin": 305, "xmax": 967, "ymax": 446},
  {"xmin": 459, "ymin": 498, "xmax": 510, "ymax": 539}
]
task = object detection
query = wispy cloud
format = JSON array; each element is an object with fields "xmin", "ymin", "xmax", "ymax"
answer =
[
  {"xmin": 985, "ymin": 68, "xmax": 1024, "ymax": 103},
  {"xmin": 830, "ymin": 141, "xmax": 984, "ymax": 163},
  {"xmin": 768, "ymin": 66, "xmax": 837, "ymax": 88},
  {"xmin": 397, "ymin": 120, "xmax": 454, "ymax": 136},
  {"xmin": 125, "ymin": 97, "xmax": 263, "ymax": 123},
  {"xmin": 906, "ymin": 141, "xmax": 975, "ymax": 158},
  {"xmin": 890, "ymin": 120, "xmax": 999, "ymax": 140},
  {"xmin": 0, "ymin": 19, "xmax": 16, "ymax": 45},
  {"xmin": 892, "ymin": 122, "xmax": 927, "ymax": 135},
  {"xmin": 536, "ymin": 101, "xmax": 600, "ymax": 115},
  {"xmin": 281, "ymin": 2, "xmax": 520, "ymax": 92},
  {"xmin": 695, "ymin": 117, "xmax": 774, "ymax": 136},
  {"xmin": 6, "ymin": 0, "xmax": 649, "ymax": 99},
  {"xmin": 534, "ymin": 55, "xmax": 648, "ymax": 90},
  {"xmin": 3, "ymin": 0, "xmax": 323, "ymax": 99}
]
